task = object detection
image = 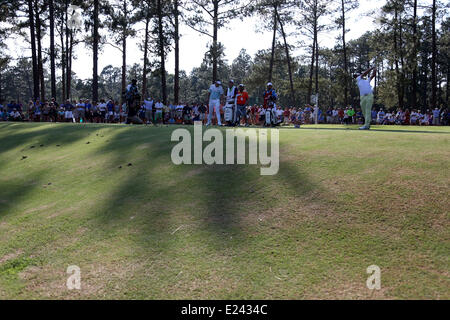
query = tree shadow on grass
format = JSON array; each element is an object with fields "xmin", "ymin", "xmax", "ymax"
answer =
[
  {"xmin": 0, "ymin": 123, "xmax": 103, "ymax": 218},
  {"xmin": 0, "ymin": 170, "xmax": 51, "ymax": 219},
  {"xmin": 0, "ymin": 123, "xmax": 104, "ymax": 155},
  {"xmin": 88, "ymin": 126, "xmax": 322, "ymax": 252},
  {"xmin": 0, "ymin": 123, "xmax": 325, "ymax": 252}
]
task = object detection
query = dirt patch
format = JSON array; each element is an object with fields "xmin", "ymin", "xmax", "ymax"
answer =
[
  {"xmin": 304, "ymin": 279, "xmax": 389, "ymax": 300},
  {"xmin": 137, "ymin": 143, "xmax": 152, "ymax": 150},
  {"xmin": 46, "ymin": 206, "xmax": 78, "ymax": 219},
  {"xmin": 18, "ymin": 265, "xmax": 41, "ymax": 280},
  {"xmin": 22, "ymin": 261, "xmax": 145, "ymax": 299},
  {"xmin": 0, "ymin": 249, "xmax": 23, "ymax": 264},
  {"xmin": 185, "ymin": 167, "xmax": 207, "ymax": 178},
  {"xmin": 24, "ymin": 204, "xmax": 55, "ymax": 215}
]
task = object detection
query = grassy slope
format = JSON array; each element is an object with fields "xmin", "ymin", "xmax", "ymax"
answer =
[{"xmin": 0, "ymin": 123, "xmax": 448, "ymax": 299}]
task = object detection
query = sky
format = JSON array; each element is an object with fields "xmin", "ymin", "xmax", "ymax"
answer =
[{"xmin": 4, "ymin": 0, "xmax": 386, "ymax": 80}]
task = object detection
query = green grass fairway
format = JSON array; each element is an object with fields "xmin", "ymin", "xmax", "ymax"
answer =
[{"xmin": 0, "ymin": 122, "xmax": 449, "ymax": 299}]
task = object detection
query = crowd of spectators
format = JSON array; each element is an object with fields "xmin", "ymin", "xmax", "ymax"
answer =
[{"xmin": 1, "ymin": 98, "xmax": 449, "ymax": 127}]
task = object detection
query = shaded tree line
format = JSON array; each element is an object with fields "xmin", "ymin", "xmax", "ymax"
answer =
[{"xmin": 0, "ymin": 0, "xmax": 448, "ymax": 111}]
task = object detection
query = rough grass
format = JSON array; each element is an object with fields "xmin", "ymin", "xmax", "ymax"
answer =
[{"xmin": 0, "ymin": 122, "xmax": 448, "ymax": 299}]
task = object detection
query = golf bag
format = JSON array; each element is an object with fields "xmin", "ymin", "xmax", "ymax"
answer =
[
  {"xmin": 265, "ymin": 102, "xmax": 277, "ymax": 126},
  {"xmin": 224, "ymin": 99, "xmax": 236, "ymax": 125}
]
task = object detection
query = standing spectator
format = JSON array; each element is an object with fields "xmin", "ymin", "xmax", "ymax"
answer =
[
  {"xmin": 85, "ymin": 99, "xmax": 93, "ymax": 122},
  {"xmin": 113, "ymin": 100, "xmax": 120, "ymax": 123},
  {"xmin": 98, "ymin": 99, "xmax": 107, "ymax": 123},
  {"xmin": 49, "ymin": 99, "xmax": 56, "ymax": 121},
  {"xmin": 370, "ymin": 109, "xmax": 377, "ymax": 125},
  {"xmin": 377, "ymin": 108, "xmax": 386, "ymax": 124},
  {"xmin": 42, "ymin": 101, "xmax": 50, "ymax": 122},
  {"xmin": 356, "ymin": 108, "xmax": 363, "ymax": 124},
  {"xmin": 326, "ymin": 107, "xmax": 332, "ymax": 124},
  {"xmin": 106, "ymin": 99, "xmax": 115, "ymax": 123},
  {"xmin": 75, "ymin": 99, "xmax": 86, "ymax": 123},
  {"xmin": 404, "ymin": 109, "xmax": 410, "ymax": 125},
  {"xmin": 91, "ymin": 101, "xmax": 99, "ymax": 123},
  {"xmin": 198, "ymin": 104, "xmax": 207, "ymax": 124},
  {"xmin": 143, "ymin": 97, "xmax": 154, "ymax": 124},
  {"xmin": 332, "ymin": 108, "xmax": 338, "ymax": 124},
  {"xmin": 236, "ymin": 84, "xmax": 249, "ymax": 126},
  {"xmin": 249, "ymin": 104, "xmax": 257, "ymax": 125},
  {"xmin": 442, "ymin": 109, "xmax": 449, "ymax": 126},
  {"xmin": 283, "ymin": 107, "xmax": 291, "ymax": 126},
  {"xmin": 347, "ymin": 107, "xmax": 355, "ymax": 124},
  {"xmin": 120, "ymin": 102, "xmax": 127, "ymax": 123},
  {"xmin": 154, "ymin": 100, "xmax": 164, "ymax": 124},
  {"xmin": 338, "ymin": 108, "xmax": 344, "ymax": 124},
  {"xmin": 432, "ymin": 108, "xmax": 440, "ymax": 126}
]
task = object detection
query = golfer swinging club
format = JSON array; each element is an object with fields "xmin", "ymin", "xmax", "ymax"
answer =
[{"xmin": 354, "ymin": 67, "xmax": 376, "ymax": 130}]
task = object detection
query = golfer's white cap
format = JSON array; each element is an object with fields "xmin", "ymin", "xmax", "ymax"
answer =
[
  {"xmin": 267, "ymin": 82, "xmax": 273, "ymax": 86},
  {"xmin": 215, "ymin": 80, "xmax": 221, "ymax": 85},
  {"xmin": 239, "ymin": 83, "xmax": 244, "ymax": 87}
]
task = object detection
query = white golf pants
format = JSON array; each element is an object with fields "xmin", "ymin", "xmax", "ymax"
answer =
[{"xmin": 207, "ymin": 99, "xmax": 222, "ymax": 125}]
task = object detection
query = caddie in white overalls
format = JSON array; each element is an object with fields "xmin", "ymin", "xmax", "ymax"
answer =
[{"xmin": 225, "ymin": 80, "xmax": 238, "ymax": 126}]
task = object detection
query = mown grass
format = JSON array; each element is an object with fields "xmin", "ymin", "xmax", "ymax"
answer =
[{"xmin": 0, "ymin": 122, "xmax": 448, "ymax": 299}]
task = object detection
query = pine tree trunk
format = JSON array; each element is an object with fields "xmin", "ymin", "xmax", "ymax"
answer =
[
  {"xmin": 157, "ymin": 0, "xmax": 167, "ymax": 104},
  {"xmin": 173, "ymin": 0, "xmax": 180, "ymax": 104},
  {"xmin": 67, "ymin": 31, "xmax": 73, "ymax": 99},
  {"xmin": 411, "ymin": 0, "xmax": 418, "ymax": 109},
  {"xmin": 308, "ymin": 3, "xmax": 317, "ymax": 103},
  {"xmin": 142, "ymin": 11, "xmax": 150, "ymax": 99},
  {"xmin": 60, "ymin": 16, "xmax": 66, "ymax": 102},
  {"xmin": 269, "ymin": 5, "xmax": 277, "ymax": 83},
  {"xmin": 393, "ymin": 7, "xmax": 402, "ymax": 109},
  {"xmin": 315, "ymin": 33, "xmax": 319, "ymax": 95},
  {"xmin": 34, "ymin": 0, "xmax": 45, "ymax": 101},
  {"xmin": 446, "ymin": 65, "xmax": 449, "ymax": 106},
  {"xmin": 431, "ymin": 0, "xmax": 437, "ymax": 108},
  {"xmin": 212, "ymin": 0, "xmax": 218, "ymax": 83},
  {"xmin": 276, "ymin": 9, "xmax": 295, "ymax": 105},
  {"xmin": 422, "ymin": 55, "xmax": 428, "ymax": 108},
  {"xmin": 121, "ymin": 0, "xmax": 128, "ymax": 101},
  {"xmin": 65, "ymin": 0, "xmax": 70, "ymax": 100},
  {"xmin": 398, "ymin": 12, "xmax": 405, "ymax": 109},
  {"xmin": 27, "ymin": 0, "xmax": 39, "ymax": 101},
  {"xmin": 93, "ymin": 0, "xmax": 99, "ymax": 103},
  {"xmin": 341, "ymin": 0, "xmax": 349, "ymax": 106},
  {"xmin": 49, "ymin": 0, "xmax": 56, "ymax": 99},
  {"xmin": 307, "ymin": 35, "xmax": 316, "ymax": 104}
]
